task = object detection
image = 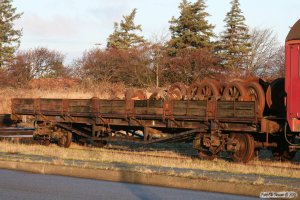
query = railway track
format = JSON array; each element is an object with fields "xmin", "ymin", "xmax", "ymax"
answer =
[
  {"xmin": 0, "ymin": 127, "xmax": 34, "ymax": 137},
  {"xmin": 0, "ymin": 128, "xmax": 299, "ymax": 171},
  {"xmin": 111, "ymin": 149, "xmax": 300, "ymax": 171},
  {"xmin": 75, "ymin": 143, "xmax": 300, "ymax": 171}
]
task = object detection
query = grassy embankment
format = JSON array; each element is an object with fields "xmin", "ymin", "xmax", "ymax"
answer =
[{"xmin": 0, "ymin": 141, "xmax": 299, "ymax": 181}]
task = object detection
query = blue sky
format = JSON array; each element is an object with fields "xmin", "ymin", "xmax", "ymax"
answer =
[{"xmin": 13, "ymin": 0, "xmax": 300, "ymax": 63}]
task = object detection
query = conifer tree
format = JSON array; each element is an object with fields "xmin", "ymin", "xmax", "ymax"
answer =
[
  {"xmin": 0, "ymin": 0, "xmax": 22, "ymax": 67},
  {"xmin": 219, "ymin": 0, "xmax": 251, "ymax": 69},
  {"xmin": 107, "ymin": 9, "xmax": 145, "ymax": 49},
  {"xmin": 168, "ymin": 0, "xmax": 215, "ymax": 55}
]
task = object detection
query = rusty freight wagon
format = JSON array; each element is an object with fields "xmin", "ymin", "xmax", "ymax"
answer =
[
  {"xmin": 12, "ymin": 98, "xmax": 260, "ymax": 163},
  {"xmin": 10, "ymin": 19, "xmax": 300, "ymax": 163}
]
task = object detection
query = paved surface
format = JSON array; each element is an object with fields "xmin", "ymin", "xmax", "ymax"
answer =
[
  {"xmin": 1, "ymin": 152, "xmax": 299, "ymax": 189},
  {"xmin": 0, "ymin": 169, "xmax": 259, "ymax": 200}
]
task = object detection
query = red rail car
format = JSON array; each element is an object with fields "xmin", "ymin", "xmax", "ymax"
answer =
[
  {"xmin": 286, "ymin": 19, "xmax": 300, "ymax": 132},
  {"xmin": 10, "ymin": 19, "xmax": 300, "ymax": 163}
]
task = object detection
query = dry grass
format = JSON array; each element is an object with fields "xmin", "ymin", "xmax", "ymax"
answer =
[
  {"xmin": 253, "ymin": 177, "xmax": 265, "ymax": 185},
  {"xmin": 0, "ymin": 141, "xmax": 299, "ymax": 179},
  {"xmin": 0, "ymin": 88, "xmax": 101, "ymax": 114},
  {"xmin": 0, "ymin": 82, "xmax": 126, "ymax": 114},
  {"xmin": 0, "ymin": 83, "xmax": 162, "ymax": 114}
]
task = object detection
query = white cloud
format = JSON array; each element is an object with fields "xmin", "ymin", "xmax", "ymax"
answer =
[{"xmin": 17, "ymin": 13, "xmax": 79, "ymax": 39}]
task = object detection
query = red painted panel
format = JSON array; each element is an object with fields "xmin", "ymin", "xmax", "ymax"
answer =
[{"xmin": 286, "ymin": 42, "xmax": 300, "ymax": 131}]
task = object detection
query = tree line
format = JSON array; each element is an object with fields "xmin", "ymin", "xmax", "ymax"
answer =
[{"xmin": 0, "ymin": 0, "xmax": 285, "ymax": 88}]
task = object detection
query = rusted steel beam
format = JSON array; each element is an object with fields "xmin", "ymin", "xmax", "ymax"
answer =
[{"xmin": 0, "ymin": 129, "xmax": 34, "ymax": 135}]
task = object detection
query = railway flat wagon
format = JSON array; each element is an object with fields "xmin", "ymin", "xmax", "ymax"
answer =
[{"xmin": 12, "ymin": 97, "xmax": 266, "ymax": 163}]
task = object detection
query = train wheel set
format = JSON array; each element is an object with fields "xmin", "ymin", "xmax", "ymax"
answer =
[{"xmin": 166, "ymin": 78, "xmax": 265, "ymax": 116}]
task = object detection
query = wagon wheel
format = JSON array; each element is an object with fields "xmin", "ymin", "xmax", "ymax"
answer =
[
  {"xmin": 230, "ymin": 133, "xmax": 255, "ymax": 163},
  {"xmin": 266, "ymin": 78, "xmax": 285, "ymax": 108},
  {"xmin": 198, "ymin": 150, "xmax": 216, "ymax": 160},
  {"xmin": 200, "ymin": 80, "xmax": 219, "ymax": 100},
  {"xmin": 229, "ymin": 78, "xmax": 245, "ymax": 83},
  {"xmin": 187, "ymin": 82, "xmax": 201, "ymax": 100},
  {"xmin": 197, "ymin": 80, "xmax": 220, "ymax": 100},
  {"xmin": 265, "ymin": 78, "xmax": 285, "ymax": 115},
  {"xmin": 168, "ymin": 82, "xmax": 187, "ymax": 100},
  {"xmin": 187, "ymin": 79, "xmax": 220, "ymax": 100},
  {"xmin": 245, "ymin": 81, "xmax": 265, "ymax": 117},
  {"xmin": 219, "ymin": 82, "xmax": 227, "ymax": 96},
  {"xmin": 222, "ymin": 81, "xmax": 247, "ymax": 101},
  {"xmin": 58, "ymin": 132, "xmax": 72, "ymax": 148}
]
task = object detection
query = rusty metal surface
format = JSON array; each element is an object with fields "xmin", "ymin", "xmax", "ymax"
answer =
[
  {"xmin": 260, "ymin": 118, "xmax": 281, "ymax": 134},
  {"xmin": 187, "ymin": 79, "xmax": 220, "ymax": 100},
  {"xmin": 230, "ymin": 133, "xmax": 255, "ymax": 163},
  {"xmin": 266, "ymin": 78, "xmax": 285, "ymax": 116},
  {"xmin": 11, "ymin": 98, "xmax": 258, "ymax": 151},
  {"xmin": 12, "ymin": 98, "xmax": 257, "ymax": 124},
  {"xmin": 244, "ymin": 81, "xmax": 265, "ymax": 117},
  {"xmin": 8, "ymin": 93, "xmax": 292, "ymax": 164},
  {"xmin": 0, "ymin": 127, "xmax": 34, "ymax": 136},
  {"xmin": 11, "ymin": 97, "xmax": 259, "ymax": 150},
  {"xmin": 10, "ymin": 94, "xmax": 264, "ymax": 164},
  {"xmin": 168, "ymin": 82, "xmax": 187, "ymax": 100},
  {"xmin": 222, "ymin": 81, "xmax": 247, "ymax": 101},
  {"xmin": 216, "ymin": 101, "xmax": 256, "ymax": 119},
  {"xmin": 125, "ymin": 89, "xmax": 147, "ymax": 100}
]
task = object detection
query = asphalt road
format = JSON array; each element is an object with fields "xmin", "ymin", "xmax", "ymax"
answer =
[{"xmin": 0, "ymin": 169, "xmax": 259, "ymax": 200}]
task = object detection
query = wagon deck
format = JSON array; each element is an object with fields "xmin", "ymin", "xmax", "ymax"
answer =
[{"xmin": 12, "ymin": 98, "xmax": 257, "ymax": 124}]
